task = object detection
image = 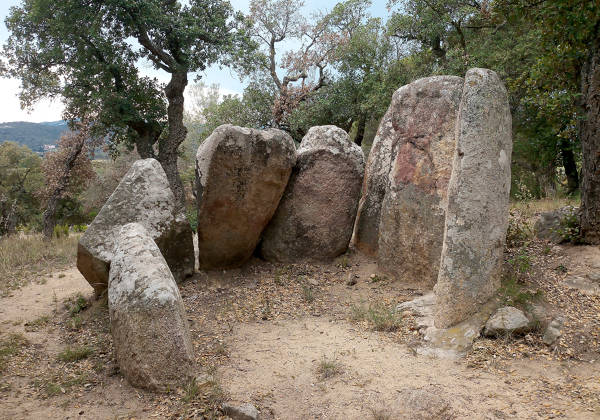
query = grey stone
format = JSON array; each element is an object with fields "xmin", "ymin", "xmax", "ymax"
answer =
[
  {"xmin": 260, "ymin": 126, "xmax": 364, "ymax": 262},
  {"xmin": 543, "ymin": 317, "xmax": 563, "ymax": 345},
  {"xmin": 223, "ymin": 402, "xmax": 260, "ymax": 420},
  {"xmin": 108, "ymin": 223, "xmax": 195, "ymax": 392},
  {"xmin": 484, "ymin": 306, "xmax": 531, "ymax": 337},
  {"xmin": 399, "ymin": 294, "xmax": 496, "ymax": 358},
  {"xmin": 195, "ymin": 125, "xmax": 296, "ymax": 270},
  {"xmin": 435, "ymin": 68, "xmax": 513, "ymax": 328},
  {"xmin": 378, "ymin": 76, "xmax": 463, "ymax": 287},
  {"xmin": 77, "ymin": 159, "xmax": 194, "ymax": 297},
  {"xmin": 534, "ymin": 206, "xmax": 580, "ymax": 243}
]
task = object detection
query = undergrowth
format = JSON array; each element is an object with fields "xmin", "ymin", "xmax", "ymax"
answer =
[{"xmin": 0, "ymin": 234, "xmax": 78, "ymax": 296}]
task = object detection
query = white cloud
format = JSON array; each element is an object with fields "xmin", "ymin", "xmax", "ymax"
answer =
[{"xmin": 0, "ymin": 78, "xmax": 65, "ymax": 123}]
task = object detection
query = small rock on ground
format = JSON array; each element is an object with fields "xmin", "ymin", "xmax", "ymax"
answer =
[
  {"xmin": 223, "ymin": 402, "xmax": 259, "ymax": 420},
  {"xmin": 484, "ymin": 306, "xmax": 531, "ymax": 337},
  {"xmin": 543, "ymin": 317, "xmax": 564, "ymax": 345}
]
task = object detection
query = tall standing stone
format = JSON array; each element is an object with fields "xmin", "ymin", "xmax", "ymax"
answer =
[
  {"xmin": 352, "ymin": 103, "xmax": 395, "ymax": 257},
  {"xmin": 434, "ymin": 68, "xmax": 512, "ymax": 328},
  {"xmin": 109, "ymin": 223, "xmax": 195, "ymax": 391},
  {"xmin": 378, "ymin": 76, "xmax": 463, "ymax": 286},
  {"xmin": 195, "ymin": 125, "xmax": 296, "ymax": 270},
  {"xmin": 260, "ymin": 126, "xmax": 364, "ymax": 262},
  {"xmin": 77, "ymin": 159, "xmax": 194, "ymax": 297}
]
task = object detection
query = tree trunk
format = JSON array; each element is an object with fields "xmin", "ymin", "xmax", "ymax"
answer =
[
  {"xmin": 42, "ymin": 137, "xmax": 86, "ymax": 241},
  {"xmin": 580, "ymin": 29, "xmax": 600, "ymax": 244},
  {"xmin": 559, "ymin": 137, "xmax": 579, "ymax": 194},
  {"xmin": 354, "ymin": 115, "xmax": 366, "ymax": 146},
  {"xmin": 42, "ymin": 193, "xmax": 61, "ymax": 240},
  {"xmin": 160, "ymin": 70, "xmax": 188, "ymax": 209}
]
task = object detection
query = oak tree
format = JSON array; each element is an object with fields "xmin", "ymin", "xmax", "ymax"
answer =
[{"xmin": 3, "ymin": 0, "xmax": 252, "ymax": 206}]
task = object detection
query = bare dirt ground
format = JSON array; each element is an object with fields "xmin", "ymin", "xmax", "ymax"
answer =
[{"xmin": 1, "ymin": 241, "xmax": 600, "ymax": 419}]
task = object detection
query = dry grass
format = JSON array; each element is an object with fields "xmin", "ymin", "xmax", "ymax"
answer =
[
  {"xmin": 510, "ymin": 196, "xmax": 580, "ymax": 219},
  {"xmin": 0, "ymin": 234, "xmax": 78, "ymax": 296}
]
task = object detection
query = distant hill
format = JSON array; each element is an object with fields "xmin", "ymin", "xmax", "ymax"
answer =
[{"xmin": 0, "ymin": 121, "xmax": 69, "ymax": 153}]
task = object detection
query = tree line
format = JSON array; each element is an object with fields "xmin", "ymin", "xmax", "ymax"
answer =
[{"xmin": 0, "ymin": 0, "xmax": 598, "ymax": 243}]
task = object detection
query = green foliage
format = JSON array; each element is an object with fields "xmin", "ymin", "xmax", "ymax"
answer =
[
  {"xmin": 555, "ymin": 207, "xmax": 582, "ymax": 244},
  {"xmin": 0, "ymin": 142, "xmax": 44, "ymax": 236},
  {"xmin": 3, "ymin": 0, "xmax": 253, "ymax": 162},
  {"xmin": 510, "ymin": 250, "xmax": 532, "ymax": 274},
  {"xmin": 498, "ymin": 275, "xmax": 542, "ymax": 309},
  {"xmin": 66, "ymin": 293, "xmax": 88, "ymax": 316}
]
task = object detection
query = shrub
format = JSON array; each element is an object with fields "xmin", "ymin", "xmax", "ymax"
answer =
[
  {"xmin": 506, "ymin": 210, "xmax": 532, "ymax": 248},
  {"xmin": 555, "ymin": 207, "xmax": 582, "ymax": 243},
  {"xmin": 53, "ymin": 224, "xmax": 70, "ymax": 239}
]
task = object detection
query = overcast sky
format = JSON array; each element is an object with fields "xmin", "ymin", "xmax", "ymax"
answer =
[{"xmin": 0, "ymin": 0, "xmax": 388, "ymax": 123}]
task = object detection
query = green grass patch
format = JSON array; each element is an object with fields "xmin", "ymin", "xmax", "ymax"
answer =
[
  {"xmin": 316, "ymin": 356, "xmax": 343, "ymax": 379},
  {"xmin": 351, "ymin": 302, "xmax": 401, "ymax": 332},
  {"xmin": 57, "ymin": 346, "xmax": 93, "ymax": 363}
]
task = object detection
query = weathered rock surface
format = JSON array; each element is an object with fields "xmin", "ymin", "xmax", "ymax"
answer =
[
  {"xmin": 397, "ymin": 293, "xmax": 496, "ymax": 359},
  {"xmin": 352, "ymin": 101, "xmax": 395, "ymax": 257},
  {"xmin": 222, "ymin": 402, "xmax": 260, "ymax": 420},
  {"xmin": 108, "ymin": 223, "xmax": 194, "ymax": 391},
  {"xmin": 378, "ymin": 76, "xmax": 463, "ymax": 286},
  {"xmin": 77, "ymin": 159, "xmax": 194, "ymax": 297},
  {"xmin": 260, "ymin": 126, "xmax": 364, "ymax": 262},
  {"xmin": 484, "ymin": 306, "xmax": 531, "ymax": 337},
  {"xmin": 195, "ymin": 125, "xmax": 296, "ymax": 270},
  {"xmin": 534, "ymin": 206, "xmax": 580, "ymax": 243},
  {"xmin": 435, "ymin": 68, "xmax": 512, "ymax": 328}
]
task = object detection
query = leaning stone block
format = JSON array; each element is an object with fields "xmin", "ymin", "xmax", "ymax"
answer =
[
  {"xmin": 195, "ymin": 124, "xmax": 296, "ymax": 270},
  {"xmin": 109, "ymin": 223, "xmax": 195, "ymax": 391},
  {"xmin": 77, "ymin": 159, "xmax": 194, "ymax": 297}
]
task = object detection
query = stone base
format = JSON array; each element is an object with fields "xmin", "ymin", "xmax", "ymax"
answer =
[{"xmin": 397, "ymin": 293, "xmax": 497, "ymax": 359}]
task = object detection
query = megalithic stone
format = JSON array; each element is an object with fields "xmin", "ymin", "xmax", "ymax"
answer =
[
  {"xmin": 378, "ymin": 76, "xmax": 463, "ymax": 286},
  {"xmin": 260, "ymin": 125, "xmax": 364, "ymax": 262},
  {"xmin": 77, "ymin": 159, "xmax": 194, "ymax": 297},
  {"xmin": 108, "ymin": 223, "xmax": 195, "ymax": 391},
  {"xmin": 195, "ymin": 124, "xmax": 296, "ymax": 270},
  {"xmin": 434, "ymin": 68, "xmax": 513, "ymax": 328}
]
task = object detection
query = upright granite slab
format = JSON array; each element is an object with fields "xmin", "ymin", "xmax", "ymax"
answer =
[
  {"xmin": 77, "ymin": 159, "xmax": 194, "ymax": 297},
  {"xmin": 196, "ymin": 124, "xmax": 296, "ymax": 270},
  {"xmin": 434, "ymin": 68, "xmax": 512, "ymax": 328},
  {"xmin": 352, "ymin": 101, "xmax": 395, "ymax": 257},
  {"xmin": 108, "ymin": 223, "xmax": 195, "ymax": 391},
  {"xmin": 378, "ymin": 76, "xmax": 463, "ymax": 286},
  {"xmin": 260, "ymin": 126, "xmax": 364, "ymax": 262}
]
